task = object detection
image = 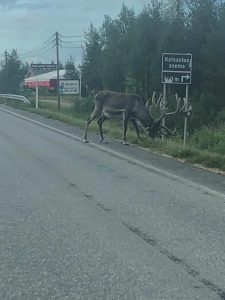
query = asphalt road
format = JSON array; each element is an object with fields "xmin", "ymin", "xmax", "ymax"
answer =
[{"xmin": 0, "ymin": 105, "xmax": 225, "ymax": 300}]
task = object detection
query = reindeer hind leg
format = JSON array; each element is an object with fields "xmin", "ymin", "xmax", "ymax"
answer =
[
  {"xmin": 97, "ymin": 114, "xmax": 108, "ymax": 143},
  {"xmin": 131, "ymin": 119, "xmax": 141, "ymax": 143},
  {"xmin": 82, "ymin": 109, "xmax": 99, "ymax": 143}
]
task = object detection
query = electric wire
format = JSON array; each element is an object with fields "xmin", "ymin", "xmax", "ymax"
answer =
[
  {"xmin": 7, "ymin": 32, "xmax": 84, "ymax": 63},
  {"xmin": 19, "ymin": 34, "xmax": 55, "ymax": 57},
  {"xmin": 61, "ymin": 46, "xmax": 82, "ymax": 49},
  {"xmin": 61, "ymin": 35, "xmax": 83, "ymax": 38},
  {"xmin": 20, "ymin": 41, "xmax": 55, "ymax": 58},
  {"xmin": 26, "ymin": 50, "xmax": 55, "ymax": 63},
  {"xmin": 21, "ymin": 46, "xmax": 55, "ymax": 61},
  {"xmin": 20, "ymin": 49, "xmax": 54, "ymax": 61},
  {"xmin": 61, "ymin": 40, "xmax": 83, "ymax": 44}
]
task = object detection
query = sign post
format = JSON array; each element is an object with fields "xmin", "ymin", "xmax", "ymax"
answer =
[
  {"xmin": 161, "ymin": 53, "xmax": 192, "ymax": 147},
  {"xmin": 79, "ymin": 71, "xmax": 82, "ymax": 101},
  {"xmin": 183, "ymin": 85, "xmax": 189, "ymax": 147},
  {"xmin": 35, "ymin": 80, "xmax": 39, "ymax": 109},
  {"xmin": 162, "ymin": 84, "xmax": 167, "ymax": 140}
]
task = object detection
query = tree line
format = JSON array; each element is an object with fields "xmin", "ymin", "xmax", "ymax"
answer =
[
  {"xmin": 0, "ymin": 50, "xmax": 28, "ymax": 94},
  {"xmin": 81, "ymin": 0, "xmax": 225, "ymax": 128},
  {"xmin": 0, "ymin": 53, "xmax": 79, "ymax": 95},
  {"xmin": 0, "ymin": 0, "xmax": 225, "ymax": 130}
]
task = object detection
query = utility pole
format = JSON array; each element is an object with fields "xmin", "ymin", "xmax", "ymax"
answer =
[
  {"xmin": 79, "ymin": 68, "xmax": 82, "ymax": 101},
  {"xmin": 55, "ymin": 32, "xmax": 60, "ymax": 111},
  {"xmin": 5, "ymin": 51, "xmax": 8, "ymax": 93}
]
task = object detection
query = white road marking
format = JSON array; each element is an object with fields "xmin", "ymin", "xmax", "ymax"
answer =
[{"xmin": 1, "ymin": 106, "xmax": 225, "ymax": 200}]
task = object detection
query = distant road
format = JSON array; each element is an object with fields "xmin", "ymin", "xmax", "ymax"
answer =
[
  {"xmin": 40, "ymin": 99, "xmax": 73, "ymax": 108},
  {"xmin": 0, "ymin": 106, "xmax": 225, "ymax": 299}
]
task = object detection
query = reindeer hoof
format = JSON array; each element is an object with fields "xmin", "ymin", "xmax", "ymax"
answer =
[
  {"xmin": 82, "ymin": 138, "xmax": 89, "ymax": 143},
  {"xmin": 100, "ymin": 139, "xmax": 108, "ymax": 143}
]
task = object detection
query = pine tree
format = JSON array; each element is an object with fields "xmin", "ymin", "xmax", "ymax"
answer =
[
  {"xmin": 81, "ymin": 23, "xmax": 102, "ymax": 94},
  {"xmin": 0, "ymin": 49, "xmax": 27, "ymax": 93},
  {"xmin": 64, "ymin": 56, "xmax": 79, "ymax": 80}
]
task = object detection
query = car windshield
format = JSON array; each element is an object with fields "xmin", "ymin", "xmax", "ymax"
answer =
[{"xmin": 1, "ymin": 1, "xmax": 225, "ymax": 299}]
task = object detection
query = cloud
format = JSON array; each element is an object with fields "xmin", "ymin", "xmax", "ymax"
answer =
[
  {"xmin": 0, "ymin": 0, "xmax": 50, "ymax": 11},
  {"xmin": 16, "ymin": 2, "xmax": 50, "ymax": 10},
  {"xmin": 0, "ymin": 0, "xmax": 17, "ymax": 10},
  {"xmin": 0, "ymin": 0, "xmax": 144, "ymax": 64}
]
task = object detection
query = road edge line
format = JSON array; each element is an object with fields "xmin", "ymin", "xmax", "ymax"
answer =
[{"xmin": 1, "ymin": 106, "xmax": 225, "ymax": 200}]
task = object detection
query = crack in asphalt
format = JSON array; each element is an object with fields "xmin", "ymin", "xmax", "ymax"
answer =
[
  {"xmin": 122, "ymin": 223, "xmax": 225, "ymax": 300},
  {"xmin": 67, "ymin": 179, "xmax": 225, "ymax": 300}
]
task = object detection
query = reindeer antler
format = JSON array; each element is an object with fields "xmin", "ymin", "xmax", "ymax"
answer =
[
  {"xmin": 147, "ymin": 91, "xmax": 164, "ymax": 119},
  {"xmin": 179, "ymin": 96, "xmax": 192, "ymax": 117},
  {"xmin": 146, "ymin": 91, "xmax": 154, "ymax": 108},
  {"xmin": 158, "ymin": 93, "xmax": 182, "ymax": 120},
  {"xmin": 179, "ymin": 97, "xmax": 186, "ymax": 112},
  {"xmin": 146, "ymin": 91, "xmax": 163, "ymax": 108}
]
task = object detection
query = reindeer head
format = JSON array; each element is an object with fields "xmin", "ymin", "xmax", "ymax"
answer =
[{"xmin": 145, "ymin": 92, "xmax": 184, "ymax": 138}]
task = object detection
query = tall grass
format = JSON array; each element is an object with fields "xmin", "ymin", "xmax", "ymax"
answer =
[{"xmin": 189, "ymin": 125, "xmax": 225, "ymax": 155}]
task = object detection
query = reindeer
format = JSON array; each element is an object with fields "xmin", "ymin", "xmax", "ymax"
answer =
[
  {"xmin": 82, "ymin": 90, "xmax": 181, "ymax": 144},
  {"xmin": 147, "ymin": 92, "xmax": 184, "ymax": 138}
]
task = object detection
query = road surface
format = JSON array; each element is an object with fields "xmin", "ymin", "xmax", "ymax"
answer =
[{"xmin": 0, "ymin": 105, "xmax": 225, "ymax": 299}]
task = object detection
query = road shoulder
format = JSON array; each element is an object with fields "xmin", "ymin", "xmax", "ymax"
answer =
[{"xmin": 1, "ymin": 104, "xmax": 224, "ymax": 195}]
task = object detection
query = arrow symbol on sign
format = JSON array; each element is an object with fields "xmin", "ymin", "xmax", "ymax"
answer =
[{"xmin": 181, "ymin": 74, "xmax": 190, "ymax": 82}]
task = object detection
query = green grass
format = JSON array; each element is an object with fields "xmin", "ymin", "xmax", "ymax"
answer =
[
  {"xmin": 189, "ymin": 125, "xmax": 225, "ymax": 155},
  {"xmin": 2, "ymin": 99, "xmax": 225, "ymax": 172},
  {"xmin": 29, "ymin": 94, "xmax": 75, "ymax": 103}
]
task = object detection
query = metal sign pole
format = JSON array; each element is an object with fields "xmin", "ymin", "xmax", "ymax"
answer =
[
  {"xmin": 162, "ymin": 84, "xmax": 166, "ymax": 140},
  {"xmin": 35, "ymin": 80, "xmax": 39, "ymax": 109},
  {"xmin": 56, "ymin": 32, "xmax": 61, "ymax": 111},
  {"xmin": 161, "ymin": 53, "xmax": 192, "ymax": 145},
  {"xmin": 79, "ymin": 71, "xmax": 82, "ymax": 101},
  {"xmin": 183, "ymin": 84, "xmax": 189, "ymax": 147}
]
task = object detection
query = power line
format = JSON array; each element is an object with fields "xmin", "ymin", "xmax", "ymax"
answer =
[
  {"xmin": 61, "ymin": 35, "xmax": 83, "ymax": 38},
  {"xmin": 18, "ymin": 33, "xmax": 83, "ymax": 59},
  {"xmin": 21, "ymin": 47, "xmax": 54, "ymax": 60},
  {"xmin": 22, "ymin": 46, "xmax": 55, "ymax": 61},
  {"xmin": 20, "ymin": 40, "xmax": 55, "ymax": 57},
  {"xmin": 34, "ymin": 47, "xmax": 55, "ymax": 58},
  {"xmin": 19, "ymin": 34, "xmax": 55, "ymax": 57},
  {"xmin": 61, "ymin": 46, "xmax": 82, "ymax": 49},
  {"xmin": 61, "ymin": 40, "xmax": 83, "ymax": 44}
]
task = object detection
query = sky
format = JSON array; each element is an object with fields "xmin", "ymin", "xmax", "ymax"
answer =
[{"xmin": 0, "ymin": 0, "xmax": 146, "ymax": 67}]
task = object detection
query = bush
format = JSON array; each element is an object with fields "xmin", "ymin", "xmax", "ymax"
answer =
[
  {"xmin": 216, "ymin": 109, "xmax": 225, "ymax": 124},
  {"xmin": 73, "ymin": 95, "xmax": 94, "ymax": 116}
]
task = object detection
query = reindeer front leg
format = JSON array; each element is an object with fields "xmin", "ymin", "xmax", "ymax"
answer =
[
  {"xmin": 82, "ymin": 116, "xmax": 91, "ymax": 143},
  {"xmin": 130, "ymin": 119, "xmax": 141, "ymax": 143},
  {"xmin": 122, "ymin": 113, "xmax": 129, "ymax": 145}
]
